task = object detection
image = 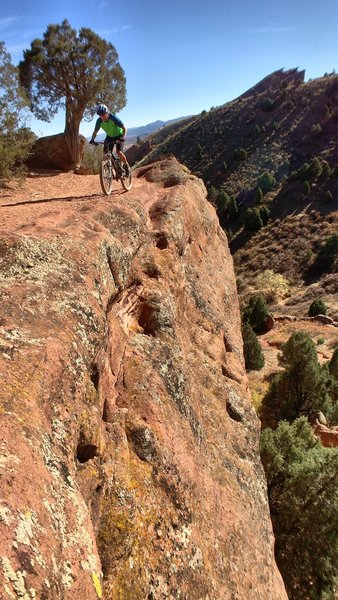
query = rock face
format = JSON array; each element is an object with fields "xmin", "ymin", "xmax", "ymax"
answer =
[
  {"xmin": 0, "ymin": 157, "xmax": 287, "ymax": 599},
  {"xmin": 28, "ymin": 133, "xmax": 86, "ymax": 171}
]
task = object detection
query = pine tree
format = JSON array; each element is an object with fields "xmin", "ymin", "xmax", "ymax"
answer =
[
  {"xmin": 242, "ymin": 323, "xmax": 265, "ymax": 371},
  {"xmin": 261, "ymin": 418, "xmax": 338, "ymax": 600},
  {"xmin": 242, "ymin": 293, "xmax": 269, "ymax": 334},
  {"xmin": 261, "ymin": 331, "xmax": 332, "ymax": 428}
]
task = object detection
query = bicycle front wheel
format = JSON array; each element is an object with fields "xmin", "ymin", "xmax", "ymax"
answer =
[{"xmin": 100, "ymin": 159, "xmax": 113, "ymax": 195}]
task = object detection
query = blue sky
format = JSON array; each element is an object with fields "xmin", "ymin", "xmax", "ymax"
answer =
[{"xmin": 1, "ymin": 0, "xmax": 337, "ymax": 138}]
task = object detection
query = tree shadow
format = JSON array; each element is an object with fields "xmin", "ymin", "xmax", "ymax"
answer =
[{"xmin": 1, "ymin": 191, "xmax": 121, "ymax": 208}]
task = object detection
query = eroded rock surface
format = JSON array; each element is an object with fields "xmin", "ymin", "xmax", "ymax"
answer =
[{"xmin": 0, "ymin": 157, "xmax": 287, "ymax": 599}]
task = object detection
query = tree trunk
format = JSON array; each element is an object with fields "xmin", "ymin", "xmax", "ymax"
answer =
[{"xmin": 64, "ymin": 104, "xmax": 84, "ymax": 168}]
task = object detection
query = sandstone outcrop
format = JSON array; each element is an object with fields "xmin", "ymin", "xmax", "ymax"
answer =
[
  {"xmin": 27, "ymin": 133, "xmax": 86, "ymax": 171},
  {"xmin": 0, "ymin": 157, "xmax": 287, "ymax": 599}
]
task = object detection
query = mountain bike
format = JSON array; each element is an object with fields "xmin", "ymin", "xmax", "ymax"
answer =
[{"xmin": 90, "ymin": 141, "xmax": 132, "ymax": 194}]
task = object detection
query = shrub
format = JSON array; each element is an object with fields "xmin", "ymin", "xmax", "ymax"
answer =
[
  {"xmin": 311, "ymin": 123, "xmax": 322, "ymax": 136},
  {"xmin": 227, "ymin": 196, "xmax": 238, "ymax": 219},
  {"xmin": 324, "ymin": 190, "xmax": 333, "ymax": 203},
  {"xmin": 303, "ymin": 180, "xmax": 310, "ymax": 195},
  {"xmin": 308, "ymin": 157, "xmax": 323, "ymax": 179},
  {"xmin": 242, "ymin": 293, "xmax": 269, "ymax": 334},
  {"xmin": 256, "ymin": 186, "xmax": 263, "ymax": 202},
  {"xmin": 309, "ymin": 298, "xmax": 327, "ymax": 317},
  {"xmin": 255, "ymin": 270, "xmax": 289, "ymax": 303},
  {"xmin": 233, "ymin": 147, "xmax": 247, "ymax": 161},
  {"xmin": 257, "ymin": 171, "xmax": 275, "ymax": 192},
  {"xmin": 244, "ymin": 207, "xmax": 263, "ymax": 232},
  {"xmin": 317, "ymin": 233, "xmax": 338, "ymax": 272},
  {"xmin": 259, "ymin": 204, "xmax": 270, "ymax": 225},
  {"xmin": 242, "ymin": 323, "xmax": 265, "ymax": 371},
  {"xmin": 260, "ymin": 97, "xmax": 275, "ymax": 111}
]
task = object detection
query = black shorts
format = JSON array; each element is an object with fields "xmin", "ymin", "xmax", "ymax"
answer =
[{"xmin": 104, "ymin": 136, "xmax": 124, "ymax": 153}]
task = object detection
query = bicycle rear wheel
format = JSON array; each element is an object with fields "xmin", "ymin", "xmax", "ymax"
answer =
[
  {"xmin": 121, "ymin": 164, "xmax": 132, "ymax": 191},
  {"xmin": 100, "ymin": 158, "xmax": 114, "ymax": 195}
]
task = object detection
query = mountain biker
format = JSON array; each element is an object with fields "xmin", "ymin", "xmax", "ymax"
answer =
[{"xmin": 90, "ymin": 104, "xmax": 130, "ymax": 175}]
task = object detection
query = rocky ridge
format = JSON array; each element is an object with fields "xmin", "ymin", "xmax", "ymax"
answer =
[{"xmin": 0, "ymin": 158, "xmax": 287, "ymax": 599}]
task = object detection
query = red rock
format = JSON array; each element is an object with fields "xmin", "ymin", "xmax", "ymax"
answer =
[
  {"xmin": 0, "ymin": 157, "xmax": 287, "ymax": 599},
  {"xmin": 314, "ymin": 422, "xmax": 338, "ymax": 447}
]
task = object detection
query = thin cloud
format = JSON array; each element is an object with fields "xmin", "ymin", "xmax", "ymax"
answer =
[{"xmin": 0, "ymin": 17, "xmax": 16, "ymax": 30}]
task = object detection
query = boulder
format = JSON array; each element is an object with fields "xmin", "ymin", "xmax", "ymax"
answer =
[{"xmin": 28, "ymin": 133, "xmax": 86, "ymax": 171}]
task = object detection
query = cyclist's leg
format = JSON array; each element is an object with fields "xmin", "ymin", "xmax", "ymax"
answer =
[{"xmin": 116, "ymin": 139, "xmax": 130, "ymax": 174}]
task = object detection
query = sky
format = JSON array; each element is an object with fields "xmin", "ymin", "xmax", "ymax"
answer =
[{"xmin": 1, "ymin": 0, "xmax": 338, "ymax": 138}]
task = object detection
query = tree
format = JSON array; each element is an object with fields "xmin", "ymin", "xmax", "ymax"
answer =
[
  {"xmin": 257, "ymin": 171, "xmax": 275, "ymax": 192},
  {"xmin": 242, "ymin": 323, "xmax": 265, "ymax": 371},
  {"xmin": 242, "ymin": 293, "xmax": 269, "ymax": 334},
  {"xmin": 0, "ymin": 42, "xmax": 35, "ymax": 180},
  {"xmin": 244, "ymin": 207, "xmax": 263, "ymax": 232},
  {"xmin": 261, "ymin": 418, "xmax": 338, "ymax": 600},
  {"xmin": 260, "ymin": 331, "xmax": 332, "ymax": 428},
  {"xmin": 19, "ymin": 20, "xmax": 126, "ymax": 166}
]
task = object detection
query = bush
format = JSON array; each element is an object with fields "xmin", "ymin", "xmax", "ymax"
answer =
[
  {"xmin": 227, "ymin": 196, "xmax": 238, "ymax": 219},
  {"xmin": 244, "ymin": 207, "xmax": 263, "ymax": 232},
  {"xmin": 324, "ymin": 190, "xmax": 333, "ymax": 203},
  {"xmin": 260, "ymin": 97, "xmax": 275, "ymax": 111},
  {"xmin": 242, "ymin": 323, "xmax": 265, "ymax": 371},
  {"xmin": 242, "ymin": 293, "xmax": 269, "ymax": 334},
  {"xmin": 309, "ymin": 298, "xmax": 327, "ymax": 317},
  {"xmin": 256, "ymin": 186, "xmax": 263, "ymax": 202},
  {"xmin": 311, "ymin": 123, "xmax": 322, "ymax": 136},
  {"xmin": 261, "ymin": 418, "xmax": 338, "ymax": 600},
  {"xmin": 255, "ymin": 269, "xmax": 289, "ymax": 303},
  {"xmin": 259, "ymin": 204, "xmax": 270, "ymax": 225},
  {"xmin": 303, "ymin": 180, "xmax": 311, "ymax": 195},
  {"xmin": 257, "ymin": 171, "xmax": 275, "ymax": 192},
  {"xmin": 233, "ymin": 147, "xmax": 247, "ymax": 161},
  {"xmin": 317, "ymin": 233, "xmax": 338, "ymax": 272}
]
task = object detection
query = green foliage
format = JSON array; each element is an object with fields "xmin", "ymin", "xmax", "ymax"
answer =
[
  {"xmin": 256, "ymin": 186, "xmax": 263, "ymax": 202},
  {"xmin": 255, "ymin": 269, "xmax": 289, "ymax": 303},
  {"xmin": 260, "ymin": 97, "xmax": 275, "ymax": 111},
  {"xmin": 83, "ymin": 141, "xmax": 103, "ymax": 174},
  {"xmin": 329, "ymin": 347, "xmax": 338, "ymax": 380},
  {"xmin": 0, "ymin": 42, "xmax": 35, "ymax": 181},
  {"xmin": 261, "ymin": 418, "xmax": 338, "ymax": 600},
  {"xmin": 233, "ymin": 147, "xmax": 247, "ymax": 161},
  {"xmin": 257, "ymin": 171, "xmax": 275, "ymax": 192},
  {"xmin": 316, "ymin": 234, "xmax": 338, "ymax": 272},
  {"xmin": 227, "ymin": 195, "xmax": 238, "ymax": 219},
  {"xmin": 259, "ymin": 204, "xmax": 270, "ymax": 225},
  {"xmin": 261, "ymin": 331, "xmax": 332, "ymax": 428},
  {"xmin": 303, "ymin": 180, "xmax": 311, "ymax": 195},
  {"xmin": 242, "ymin": 323, "xmax": 265, "ymax": 371},
  {"xmin": 309, "ymin": 298, "xmax": 327, "ymax": 317},
  {"xmin": 308, "ymin": 157, "xmax": 323, "ymax": 179},
  {"xmin": 215, "ymin": 189, "xmax": 230, "ymax": 214},
  {"xmin": 244, "ymin": 207, "xmax": 263, "ymax": 232},
  {"xmin": 242, "ymin": 293, "xmax": 269, "ymax": 334},
  {"xmin": 19, "ymin": 20, "xmax": 126, "ymax": 164}
]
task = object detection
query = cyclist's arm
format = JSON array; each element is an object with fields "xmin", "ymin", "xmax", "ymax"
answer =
[{"xmin": 90, "ymin": 117, "xmax": 102, "ymax": 142}]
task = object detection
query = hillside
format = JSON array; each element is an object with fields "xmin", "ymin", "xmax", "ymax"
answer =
[{"xmin": 127, "ymin": 68, "xmax": 338, "ymax": 316}]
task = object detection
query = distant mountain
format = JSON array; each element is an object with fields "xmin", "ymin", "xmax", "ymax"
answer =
[{"xmin": 91, "ymin": 116, "xmax": 190, "ymax": 145}]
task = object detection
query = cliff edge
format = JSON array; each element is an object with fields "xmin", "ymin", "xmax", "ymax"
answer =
[{"xmin": 0, "ymin": 157, "xmax": 287, "ymax": 599}]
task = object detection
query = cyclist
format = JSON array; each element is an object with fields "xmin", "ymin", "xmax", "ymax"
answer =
[{"xmin": 90, "ymin": 104, "xmax": 130, "ymax": 175}]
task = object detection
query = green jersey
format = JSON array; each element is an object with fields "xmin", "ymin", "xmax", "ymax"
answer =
[{"xmin": 94, "ymin": 113, "xmax": 124, "ymax": 138}]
